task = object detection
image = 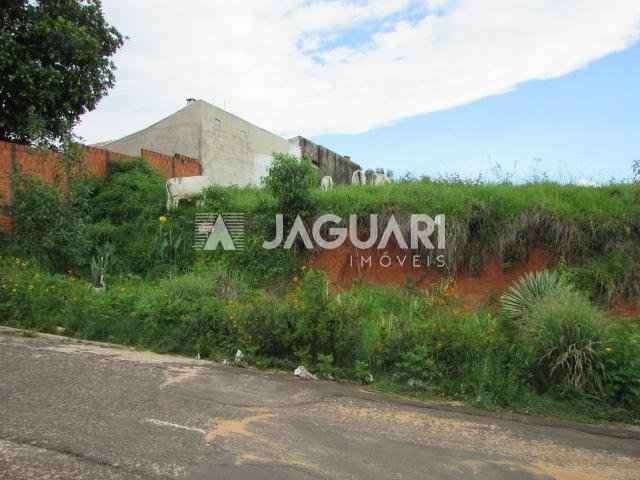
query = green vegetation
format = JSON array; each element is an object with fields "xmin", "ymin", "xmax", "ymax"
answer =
[
  {"xmin": 523, "ymin": 290, "xmax": 609, "ymax": 394},
  {"xmin": 2, "ymin": 156, "xmax": 640, "ymax": 425},
  {"xmin": 501, "ymin": 270, "xmax": 564, "ymax": 321},
  {"xmin": 8, "ymin": 159, "xmax": 195, "ymax": 278},
  {"xmin": 0, "ymin": 0, "xmax": 123, "ymax": 144}
]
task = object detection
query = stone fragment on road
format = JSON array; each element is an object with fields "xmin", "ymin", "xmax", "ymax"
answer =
[{"xmin": 294, "ymin": 365, "xmax": 318, "ymax": 380}]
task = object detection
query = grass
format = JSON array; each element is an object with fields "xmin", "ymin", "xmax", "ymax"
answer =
[
  {"xmin": 374, "ymin": 376, "xmax": 639, "ymax": 425},
  {"xmin": 196, "ymin": 178, "xmax": 640, "ymax": 298}
]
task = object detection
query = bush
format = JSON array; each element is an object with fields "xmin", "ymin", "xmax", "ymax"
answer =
[
  {"xmin": 10, "ymin": 175, "xmax": 90, "ymax": 271},
  {"xmin": 289, "ymin": 269, "xmax": 364, "ymax": 368},
  {"xmin": 523, "ymin": 290, "xmax": 610, "ymax": 394},
  {"xmin": 501, "ymin": 270, "xmax": 564, "ymax": 321},
  {"xmin": 89, "ymin": 160, "xmax": 165, "ymax": 223},
  {"xmin": 128, "ymin": 273, "xmax": 228, "ymax": 355},
  {"xmin": 603, "ymin": 322, "xmax": 640, "ymax": 409},
  {"xmin": 393, "ymin": 345, "xmax": 441, "ymax": 385},
  {"xmin": 230, "ymin": 288, "xmax": 294, "ymax": 360},
  {"xmin": 82, "ymin": 159, "xmax": 194, "ymax": 276},
  {"xmin": 465, "ymin": 346, "xmax": 533, "ymax": 408},
  {"xmin": 0, "ymin": 256, "xmax": 92, "ymax": 331}
]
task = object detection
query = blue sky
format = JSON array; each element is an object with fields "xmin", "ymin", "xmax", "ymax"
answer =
[
  {"xmin": 77, "ymin": 1, "xmax": 640, "ymax": 183},
  {"xmin": 314, "ymin": 41, "xmax": 640, "ymax": 182}
]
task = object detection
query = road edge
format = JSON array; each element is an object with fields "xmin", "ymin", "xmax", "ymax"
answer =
[{"xmin": 1, "ymin": 325, "xmax": 638, "ymax": 441}]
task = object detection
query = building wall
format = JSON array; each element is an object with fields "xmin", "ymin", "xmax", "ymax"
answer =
[
  {"xmin": 199, "ymin": 102, "xmax": 290, "ymax": 185},
  {"xmin": 293, "ymin": 136, "xmax": 361, "ymax": 184},
  {"xmin": 99, "ymin": 100, "xmax": 362, "ymax": 186},
  {"xmin": 98, "ymin": 102, "xmax": 203, "ymax": 161},
  {"xmin": 102, "ymin": 100, "xmax": 291, "ymax": 186}
]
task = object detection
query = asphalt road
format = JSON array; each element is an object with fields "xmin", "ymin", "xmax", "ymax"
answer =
[{"xmin": 1, "ymin": 328, "xmax": 638, "ymax": 480}]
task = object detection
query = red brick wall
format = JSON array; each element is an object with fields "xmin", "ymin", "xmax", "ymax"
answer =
[
  {"xmin": 140, "ymin": 150, "xmax": 203, "ymax": 178},
  {"xmin": 140, "ymin": 149, "xmax": 173, "ymax": 178},
  {"xmin": 174, "ymin": 153, "xmax": 203, "ymax": 177},
  {"xmin": 0, "ymin": 141, "xmax": 12, "ymax": 207},
  {"xmin": 0, "ymin": 140, "xmax": 201, "ymax": 232}
]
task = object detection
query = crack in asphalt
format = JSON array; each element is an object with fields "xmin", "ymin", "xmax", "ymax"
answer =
[{"xmin": 0, "ymin": 435, "xmax": 168, "ymax": 480}]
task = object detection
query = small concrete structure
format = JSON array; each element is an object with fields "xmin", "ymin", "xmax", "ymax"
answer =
[
  {"xmin": 165, "ymin": 176, "xmax": 214, "ymax": 210},
  {"xmin": 372, "ymin": 172, "xmax": 391, "ymax": 185},
  {"xmin": 320, "ymin": 176, "xmax": 334, "ymax": 191},
  {"xmin": 351, "ymin": 170, "xmax": 366, "ymax": 185},
  {"xmin": 99, "ymin": 100, "xmax": 361, "ymax": 186}
]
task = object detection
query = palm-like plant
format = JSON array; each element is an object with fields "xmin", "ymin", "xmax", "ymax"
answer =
[{"xmin": 501, "ymin": 270, "xmax": 563, "ymax": 320}]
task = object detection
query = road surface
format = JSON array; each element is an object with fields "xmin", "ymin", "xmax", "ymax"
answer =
[{"xmin": 1, "ymin": 328, "xmax": 638, "ymax": 479}]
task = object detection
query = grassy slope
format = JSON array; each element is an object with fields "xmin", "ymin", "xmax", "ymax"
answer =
[
  {"xmin": 214, "ymin": 181, "xmax": 640, "ymax": 302},
  {"xmin": 4, "ymin": 172, "xmax": 640, "ymax": 425}
]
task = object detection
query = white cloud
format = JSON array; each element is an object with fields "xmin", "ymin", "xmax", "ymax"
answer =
[
  {"xmin": 75, "ymin": 0, "xmax": 640, "ymax": 143},
  {"xmin": 288, "ymin": 0, "xmax": 411, "ymax": 31}
]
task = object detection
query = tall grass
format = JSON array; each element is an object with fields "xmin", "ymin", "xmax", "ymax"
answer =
[{"xmin": 522, "ymin": 290, "xmax": 610, "ymax": 394}]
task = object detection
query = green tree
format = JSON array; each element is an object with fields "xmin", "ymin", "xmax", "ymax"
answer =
[
  {"xmin": 0, "ymin": 0, "xmax": 123, "ymax": 144},
  {"xmin": 264, "ymin": 153, "xmax": 319, "ymax": 222}
]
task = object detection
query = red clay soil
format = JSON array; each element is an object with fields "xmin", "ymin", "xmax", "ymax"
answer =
[
  {"xmin": 309, "ymin": 244, "xmax": 640, "ymax": 316},
  {"xmin": 308, "ymin": 244, "xmax": 553, "ymax": 309},
  {"xmin": 453, "ymin": 249, "xmax": 552, "ymax": 309},
  {"xmin": 611, "ymin": 299, "xmax": 640, "ymax": 317}
]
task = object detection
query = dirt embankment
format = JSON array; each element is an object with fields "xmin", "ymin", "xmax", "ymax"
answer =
[
  {"xmin": 308, "ymin": 243, "xmax": 639, "ymax": 316},
  {"xmin": 308, "ymin": 242, "xmax": 552, "ymax": 306}
]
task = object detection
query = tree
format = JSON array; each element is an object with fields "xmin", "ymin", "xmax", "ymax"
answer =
[
  {"xmin": 265, "ymin": 153, "xmax": 319, "ymax": 223},
  {"xmin": 0, "ymin": 0, "xmax": 123, "ymax": 144}
]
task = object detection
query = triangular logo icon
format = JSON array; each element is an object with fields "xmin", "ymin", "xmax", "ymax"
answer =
[{"xmin": 204, "ymin": 215, "xmax": 236, "ymax": 251}]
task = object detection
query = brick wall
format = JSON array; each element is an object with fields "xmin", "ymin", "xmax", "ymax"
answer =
[
  {"xmin": 0, "ymin": 140, "xmax": 201, "ymax": 232},
  {"xmin": 174, "ymin": 153, "xmax": 202, "ymax": 177}
]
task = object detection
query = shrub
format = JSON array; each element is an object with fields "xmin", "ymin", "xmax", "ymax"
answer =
[
  {"xmin": 417, "ymin": 310, "xmax": 507, "ymax": 397},
  {"xmin": 603, "ymin": 322, "xmax": 640, "ymax": 409},
  {"xmin": 465, "ymin": 346, "xmax": 533, "ymax": 408},
  {"xmin": 523, "ymin": 290, "xmax": 610, "ymax": 394},
  {"xmin": 335, "ymin": 284, "xmax": 430, "ymax": 370},
  {"xmin": 230, "ymin": 289, "xmax": 294, "ymax": 360},
  {"xmin": 290, "ymin": 269, "xmax": 334, "ymax": 363},
  {"xmin": 89, "ymin": 159, "xmax": 165, "ymax": 223},
  {"xmin": 129, "ymin": 273, "xmax": 228, "ymax": 355},
  {"xmin": 10, "ymin": 175, "xmax": 90, "ymax": 271},
  {"xmin": 501, "ymin": 270, "xmax": 564, "ymax": 320},
  {"xmin": 0, "ymin": 256, "xmax": 92, "ymax": 331},
  {"xmin": 393, "ymin": 345, "xmax": 441, "ymax": 385},
  {"xmin": 82, "ymin": 159, "xmax": 194, "ymax": 276}
]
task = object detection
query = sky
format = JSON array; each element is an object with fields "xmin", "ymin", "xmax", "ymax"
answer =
[{"xmin": 75, "ymin": 0, "xmax": 640, "ymax": 182}]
